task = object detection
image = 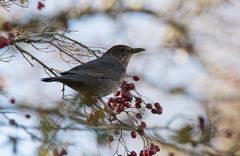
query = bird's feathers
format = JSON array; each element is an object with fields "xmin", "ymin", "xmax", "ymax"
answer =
[
  {"xmin": 60, "ymin": 56, "xmax": 125, "ymax": 81},
  {"xmin": 41, "ymin": 77, "xmax": 61, "ymax": 82},
  {"xmin": 41, "ymin": 45, "xmax": 143, "ymax": 99}
]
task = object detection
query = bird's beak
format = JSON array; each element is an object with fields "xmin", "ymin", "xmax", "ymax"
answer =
[{"xmin": 131, "ymin": 48, "xmax": 145, "ymax": 53}]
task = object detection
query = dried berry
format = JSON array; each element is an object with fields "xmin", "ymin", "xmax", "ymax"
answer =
[
  {"xmin": 146, "ymin": 103, "xmax": 153, "ymax": 109},
  {"xmin": 0, "ymin": 36, "xmax": 10, "ymax": 49},
  {"xmin": 132, "ymin": 76, "xmax": 140, "ymax": 81},
  {"xmin": 2, "ymin": 21, "xmax": 11, "ymax": 31},
  {"xmin": 37, "ymin": 1, "xmax": 45, "ymax": 10},
  {"xmin": 131, "ymin": 131, "xmax": 137, "ymax": 138},
  {"xmin": 136, "ymin": 113, "xmax": 142, "ymax": 119},
  {"xmin": 25, "ymin": 114, "xmax": 31, "ymax": 119}
]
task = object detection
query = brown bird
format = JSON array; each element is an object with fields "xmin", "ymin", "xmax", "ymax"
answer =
[{"xmin": 41, "ymin": 45, "xmax": 145, "ymax": 104}]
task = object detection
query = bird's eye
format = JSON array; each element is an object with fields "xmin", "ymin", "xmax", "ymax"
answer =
[{"xmin": 121, "ymin": 49, "xmax": 125, "ymax": 52}]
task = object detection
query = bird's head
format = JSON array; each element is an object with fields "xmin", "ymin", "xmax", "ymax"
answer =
[{"xmin": 103, "ymin": 45, "xmax": 145, "ymax": 66}]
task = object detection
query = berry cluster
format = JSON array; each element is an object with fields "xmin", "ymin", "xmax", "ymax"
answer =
[
  {"xmin": 107, "ymin": 76, "xmax": 163, "ymax": 116},
  {"xmin": 107, "ymin": 83, "xmax": 135, "ymax": 113},
  {"xmin": 146, "ymin": 102, "xmax": 163, "ymax": 115},
  {"xmin": 128, "ymin": 143, "xmax": 160, "ymax": 156},
  {"xmin": 104, "ymin": 76, "xmax": 162, "ymax": 156}
]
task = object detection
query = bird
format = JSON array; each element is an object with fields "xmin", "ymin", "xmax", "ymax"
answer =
[{"xmin": 41, "ymin": 45, "xmax": 145, "ymax": 104}]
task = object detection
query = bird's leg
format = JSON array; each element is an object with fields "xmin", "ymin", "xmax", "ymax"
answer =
[{"xmin": 61, "ymin": 84, "xmax": 66, "ymax": 101}]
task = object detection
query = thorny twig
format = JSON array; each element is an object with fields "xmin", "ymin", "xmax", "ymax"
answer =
[{"xmin": 0, "ymin": 0, "xmax": 28, "ymax": 11}]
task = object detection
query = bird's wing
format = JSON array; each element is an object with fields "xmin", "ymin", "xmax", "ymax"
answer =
[{"xmin": 60, "ymin": 57, "xmax": 125, "ymax": 80}]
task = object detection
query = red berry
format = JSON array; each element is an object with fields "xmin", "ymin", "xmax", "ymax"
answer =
[
  {"xmin": 122, "ymin": 80, "xmax": 127, "ymax": 85},
  {"xmin": 155, "ymin": 145, "xmax": 160, "ymax": 152},
  {"xmin": 107, "ymin": 102, "xmax": 111, "ymax": 107},
  {"xmin": 9, "ymin": 119, "xmax": 16, "ymax": 125},
  {"xmin": 156, "ymin": 108, "xmax": 163, "ymax": 114},
  {"xmin": 141, "ymin": 150, "xmax": 149, "ymax": 156},
  {"xmin": 25, "ymin": 114, "xmax": 31, "ymax": 119},
  {"xmin": 127, "ymin": 83, "xmax": 135, "ymax": 90},
  {"xmin": 154, "ymin": 102, "xmax": 161, "ymax": 108},
  {"xmin": 118, "ymin": 104, "xmax": 124, "ymax": 111},
  {"xmin": 2, "ymin": 21, "xmax": 11, "ymax": 31},
  {"xmin": 135, "ymin": 102, "xmax": 141, "ymax": 108},
  {"xmin": 115, "ymin": 105, "xmax": 122, "ymax": 113},
  {"xmin": 146, "ymin": 103, "xmax": 153, "ymax": 109},
  {"xmin": 121, "ymin": 92, "xmax": 127, "ymax": 98},
  {"xmin": 115, "ymin": 97, "xmax": 123, "ymax": 103},
  {"xmin": 37, "ymin": 1, "xmax": 45, "ymax": 10},
  {"xmin": 140, "ymin": 121, "xmax": 147, "ymax": 128},
  {"xmin": 130, "ymin": 131, "xmax": 137, "ymax": 138},
  {"xmin": 135, "ymin": 97, "xmax": 142, "ymax": 103},
  {"xmin": 9, "ymin": 98, "xmax": 15, "ymax": 104},
  {"xmin": 151, "ymin": 109, "xmax": 157, "ymax": 114},
  {"xmin": 115, "ymin": 91, "xmax": 121, "ymax": 96},
  {"xmin": 136, "ymin": 113, "xmax": 142, "ymax": 119},
  {"xmin": 111, "ymin": 102, "xmax": 117, "ymax": 107},
  {"xmin": 132, "ymin": 75, "xmax": 140, "ymax": 81},
  {"xmin": 125, "ymin": 94, "xmax": 132, "ymax": 101},
  {"xmin": 125, "ymin": 94, "xmax": 133, "ymax": 101},
  {"xmin": 0, "ymin": 36, "xmax": 10, "ymax": 49},
  {"xmin": 129, "ymin": 151, "xmax": 137, "ymax": 156},
  {"xmin": 122, "ymin": 92, "xmax": 132, "ymax": 101},
  {"xmin": 123, "ymin": 102, "xmax": 131, "ymax": 108},
  {"xmin": 149, "ymin": 149, "xmax": 156, "ymax": 155},
  {"xmin": 122, "ymin": 84, "xmax": 129, "ymax": 92},
  {"xmin": 108, "ymin": 97, "xmax": 114, "ymax": 102}
]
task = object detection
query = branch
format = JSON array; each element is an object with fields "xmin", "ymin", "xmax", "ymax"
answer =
[{"xmin": 14, "ymin": 44, "xmax": 58, "ymax": 76}]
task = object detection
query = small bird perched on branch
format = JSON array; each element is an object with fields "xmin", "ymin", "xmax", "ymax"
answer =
[{"xmin": 41, "ymin": 45, "xmax": 145, "ymax": 104}]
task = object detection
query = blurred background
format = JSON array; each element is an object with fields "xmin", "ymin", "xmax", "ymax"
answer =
[{"xmin": 0, "ymin": 0, "xmax": 240, "ymax": 156}]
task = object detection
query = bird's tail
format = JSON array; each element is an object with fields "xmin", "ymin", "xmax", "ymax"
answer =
[{"xmin": 41, "ymin": 77, "xmax": 61, "ymax": 82}]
